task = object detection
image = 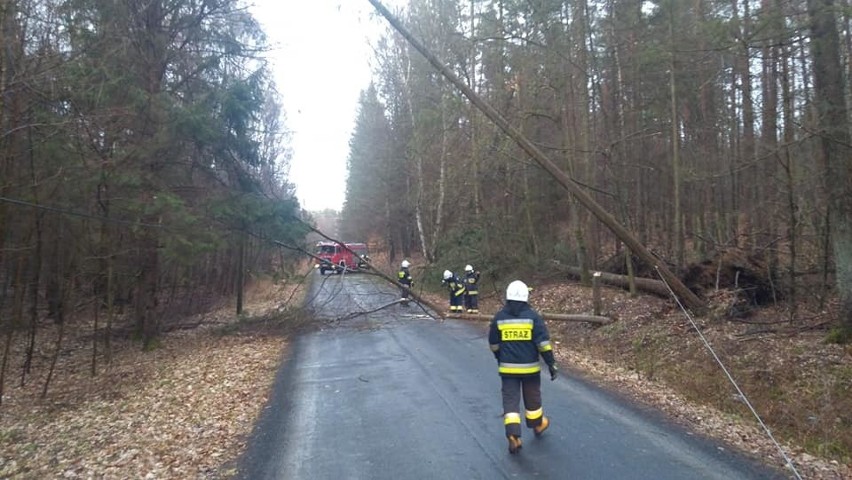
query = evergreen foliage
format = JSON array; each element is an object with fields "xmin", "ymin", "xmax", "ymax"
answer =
[{"xmin": 0, "ymin": 0, "xmax": 305, "ymax": 350}]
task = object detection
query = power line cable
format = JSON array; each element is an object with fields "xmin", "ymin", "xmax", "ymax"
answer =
[
  {"xmin": 655, "ymin": 266, "xmax": 803, "ymax": 480},
  {"xmin": 0, "ymin": 195, "xmax": 165, "ymax": 229}
]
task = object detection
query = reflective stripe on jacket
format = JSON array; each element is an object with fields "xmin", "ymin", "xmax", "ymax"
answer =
[
  {"xmin": 398, "ymin": 268, "xmax": 412, "ymax": 286},
  {"xmin": 445, "ymin": 276, "xmax": 465, "ymax": 296},
  {"xmin": 488, "ymin": 302, "xmax": 554, "ymax": 376},
  {"xmin": 464, "ymin": 271, "xmax": 480, "ymax": 295}
]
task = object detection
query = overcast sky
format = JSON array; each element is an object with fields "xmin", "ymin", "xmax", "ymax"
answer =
[{"xmin": 249, "ymin": 1, "xmax": 398, "ymax": 213}]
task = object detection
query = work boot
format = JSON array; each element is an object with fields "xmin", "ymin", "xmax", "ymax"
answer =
[
  {"xmin": 507, "ymin": 435, "xmax": 522, "ymax": 454},
  {"xmin": 534, "ymin": 416, "xmax": 550, "ymax": 437}
]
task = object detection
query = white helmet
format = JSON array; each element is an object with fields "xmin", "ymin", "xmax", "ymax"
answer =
[
  {"xmin": 464, "ymin": 264, "xmax": 473, "ymax": 272},
  {"xmin": 506, "ymin": 280, "xmax": 529, "ymax": 302},
  {"xmin": 443, "ymin": 270, "xmax": 453, "ymax": 280},
  {"xmin": 401, "ymin": 260, "xmax": 410, "ymax": 268}
]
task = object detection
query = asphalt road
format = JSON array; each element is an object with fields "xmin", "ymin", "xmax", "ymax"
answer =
[{"xmin": 238, "ymin": 271, "xmax": 786, "ymax": 479}]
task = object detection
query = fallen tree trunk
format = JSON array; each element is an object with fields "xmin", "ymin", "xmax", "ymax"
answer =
[
  {"xmin": 562, "ymin": 266, "xmax": 671, "ymax": 298},
  {"xmin": 446, "ymin": 312, "xmax": 612, "ymax": 325}
]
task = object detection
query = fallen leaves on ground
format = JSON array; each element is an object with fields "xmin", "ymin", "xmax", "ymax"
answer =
[
  {"xmin": 0, "ymin": 280, "xmax": 297, "ymax": 480},
  {"xmin": 3, "ymin": 273, "xmax": 850, "ymax": 480},
  {"xmin": 542, "ymin": 283, "xmax": 852, "ymax": 480}
]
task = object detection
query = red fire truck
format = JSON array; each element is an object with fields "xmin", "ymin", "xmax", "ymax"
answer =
[{"xmin": 315, "ymin": 241, "xmax": 370, "ymax": 275}]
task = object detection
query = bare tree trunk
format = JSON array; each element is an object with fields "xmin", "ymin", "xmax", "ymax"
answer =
[
  {"xmin": 516, "ymin": 66, "xmax": 539, "ymax": 257},
  {"xmin": 808, "ymin": 0, "xmax": 852, "ymax": 337},
  {"xmin": 42, "ymin": 266, "xmax": 74, "ymax": 399},
  {"xmin": 0, "ymin": 323, "xmax": 11, "ymax": 407},
  {"xmin": 401, "ymin": 49, "xmax": 431, "ymax": 262},
  {"xmin": 236, "ymin": 231, "xmax": 245, "ymax": 315},
  {"xmin": 0, "ymin": 2, "xmax": 19, "ymax": 403},
  {"xmin": 780, "ymin": 31, "xmax": 798, "ymax": 321},
  {"xmin": 42, "ymin": 311, "xmax": 66, "ymax": 399},
  {"xmin": 91, "ymin": 298, "xmax": 99, "ymax": 376},
  {"xmin": 842, "ymin": 0, "xmax": 852, "ymax": 109},
  {"xmin": 564, "ymin": 0, "xmax": 591, "ymax": 284},
  {"xmin": 469, "ymin": 0, "xmax": 481, "ymax": 217},
  {"xmin": 736, "ymin": 0, "xmax": 756, "ymax": 248},
  {"xmin": 669, "ymin": 3, "xmax": 684, "ymax": 269},
  {"xmin": 385, "ymin": 197, "xmax": 396, "ymax": 266},
  {"xmin": 105, "ymin": 240, "xmax": 114, "ymax": 365},
  {"xmin": 0, "ymin": 250, "xmax": 9, "ymax": 406},
  {"xmin": 522, "ymin": 166, "xmax": 539, "ymax": 257},
  {"xmin": 431, "ymin": 85, "xmax": 449, "ymax": 260},
  {"xmin": 23, "ymin": 127, "xmax": 43, "ymax": 385},
  {"xmin": 609, "ymin": 1, "xmax": 636, "ymax": 296},
  {"xmin": 0, "ymin": 252, "xmax": 25, "ymax": 405},
  {"xmin": 561, "ymin": 265, "xmax": 671, "ymax": 297},
  {"xmin": 136, "ymin": 232, "xmax": 160, "ymax": 350},
  {"xmin": 761, "ymin": 0, "xmax": 781, "ymax": 282},
  {"xmin": 22, "ymin": 212, "xmax": 42, "ymax": 385}
]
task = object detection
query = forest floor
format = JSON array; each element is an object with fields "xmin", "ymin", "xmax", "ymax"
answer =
[
  {"xmin": 0, "ymin": 279, "xmax": 308, "ymax": 479},
  {"xmin": 1, "ymin": 269, "xmax": 850, "ymax": 479}
]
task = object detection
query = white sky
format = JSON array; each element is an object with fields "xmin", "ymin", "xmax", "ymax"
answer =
[{"xmin": 250, "ymin": 1, "xmax": 398, "ymax": 212}]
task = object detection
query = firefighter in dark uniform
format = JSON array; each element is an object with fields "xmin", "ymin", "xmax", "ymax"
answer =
[
  {"xmin": 398, "ymin": 260, "xmax": 413, "ymax": 305},
  {"xmin": 488, "ymin": 280, "xmax": 558, "ymax": 454},
  {"xmin": 442, "ymin": 270, "xmax": 466, "ymax": 313},
  {"xmin": 463, "ymin": 264, "xmax": 480, "ymax": 313}
]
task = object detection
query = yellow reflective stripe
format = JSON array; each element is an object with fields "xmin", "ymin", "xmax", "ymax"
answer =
[
  {"xmin": 500, "ymin": 366, "xmax": 541, "ymax": 374},
  {"xmin": 538, "ymin": 341, "xmax": 552, "ymax": 352},
  {"xmin": 497, "ymin": 324, "xmax": 533, "ymax": 331},
  {"xmin": 490, "ymin": 344, "xmax": 500, "ymax": 352},
  {"xmin": 498, "ymin": 364, "xmax": 541, "ymax": 375},
  {"xmin": 467, "ymin": 290, "xmax": 478, "ymax": 294},
  {"xmin": 504, "ymin": 412, "xmax": 522, "ymax": 425},
  {"xmin": 497, "ymin": 319, "xmax": 533, "ymax": 328},
  {"xmin": 525, "ymin": 408, "xmax": 543, "ymax": 420}
]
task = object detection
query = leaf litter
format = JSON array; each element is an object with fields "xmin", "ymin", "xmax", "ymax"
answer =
[
  {"xmin": 3, "ymin": 276, "xmax": 850, "ymax": 479},
  {"xmin": 0, "ymin": 281, "xmax": 297, "ymax": 479}
]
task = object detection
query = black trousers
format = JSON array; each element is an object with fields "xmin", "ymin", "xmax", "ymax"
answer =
[
  {"xmin": 464, "ymin": 293, "xmax": 478, "ymax": 311},
  {"xmin": 449, "ymin": 292, "xmax": 464, "ymax": 311},
  {"xmin": 501, "ymin": 374, "xmax": 544, "ymax": 437}
]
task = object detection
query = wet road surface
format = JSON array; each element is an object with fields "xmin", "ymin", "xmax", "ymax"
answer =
[{"xmin": 238, "ymin": 271, "xmax": 785, "ymax": 479}]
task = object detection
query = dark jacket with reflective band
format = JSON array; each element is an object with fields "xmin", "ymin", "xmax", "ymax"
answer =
[
  {"xmin": 398, "ymin": 268, "xmax": 412, "ymax": 286},
  {"xmin": 488, "ymin": 301, "xmax": 555, "ymax": 376},
  {"xmin": 444, "ymin": 275, "xmax": 466, "ymax": 296},
  {"xmin": 464, "ymin": 271, "xmax": 480, "ymax": 294}
]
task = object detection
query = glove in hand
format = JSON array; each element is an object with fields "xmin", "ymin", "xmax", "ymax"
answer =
[{"xmin": 548, "ymin": 364, "xmax": 559, "ymax": 381}]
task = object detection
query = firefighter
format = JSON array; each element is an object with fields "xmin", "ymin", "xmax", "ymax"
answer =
[
  {"xmin": 442, "ymin": 270, "xmax": 466, "ymax": 313},
  {"xmin": 488, "ymin": 280, "xmax": 558, "ymax": 454},
  {"xmin": 398, "ymin": 260, "xmax": 413, "ymax": 305},
  {"xmin": 463, "ymin": 264, "xmax": 481, "ymax": 313}
]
